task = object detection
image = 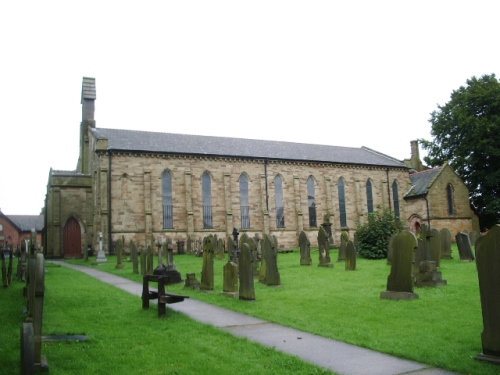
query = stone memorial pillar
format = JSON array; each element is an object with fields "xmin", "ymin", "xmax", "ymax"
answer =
[{"xmin": 95, "ymin": 232, "xmax": 107, "ymax": 263}]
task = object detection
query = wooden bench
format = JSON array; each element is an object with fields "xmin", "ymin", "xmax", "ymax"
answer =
[{"xmin": 142, "ymin": 274, "xmax": 189, "ymax": 317}]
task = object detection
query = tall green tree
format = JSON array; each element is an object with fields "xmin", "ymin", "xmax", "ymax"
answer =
[{"xmin": 420, "ymin": 74, "xmax": 500, "ymax": 228}]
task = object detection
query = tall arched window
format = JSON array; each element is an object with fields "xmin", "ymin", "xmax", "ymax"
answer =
[
  {"xmin": 338, "ymin": 178, "xmax": 347, "ymax": 227},
  {"xmin": 366, "ymin": 179, "xmax": 374, "ymax": 213},
  {"xmin": 162, "ymin": 171, "xmax": 173, "ymax": 229},
  {"xmin": 392, "ymin": 180, "xmax": 400, "ymax": 219},
  {"xmin": 202, "ymin": 172, "xmax": 213, "ymax": 229},
  {"xmin": 275, "ymin": 175, "xmax": 285, "ymax": 228},
  {"xmin": 447, "ymin": 184, "xmax": 455, "ymax": 216},
  {"xmin": 240, "ymin": 174, "xmax": 250, "ymax": 229},
  {"xmin": 307, "ymin": 176, "xmax": 317, "ymax": 227}
]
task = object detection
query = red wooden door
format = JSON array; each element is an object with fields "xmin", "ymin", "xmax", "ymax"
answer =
[{"xmin": 63, "ymin": 218, "xmax": 81, "ymax": 258}]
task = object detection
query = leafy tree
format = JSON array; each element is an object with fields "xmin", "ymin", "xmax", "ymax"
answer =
[
  {"xmin": 419, "ymin": 74, "xmax": 500, "ymax": 229},
  {"xmin": 355, "ymin": 208, "xmax": 404, "ymax": 259}
]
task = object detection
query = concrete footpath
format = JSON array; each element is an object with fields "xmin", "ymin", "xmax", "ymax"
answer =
[{"xmin": 49, "ymin": 261, "xmax": 460, "ymax": 375}]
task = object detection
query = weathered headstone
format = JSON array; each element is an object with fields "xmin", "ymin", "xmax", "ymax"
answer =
[
  {"xmin": 217, "ymin": 238, "xmax": 225, "ymax": 260},
  {"xmin": 299, "ymin": 231, "xmax": 312, "ymax": 265},
  {"xmin": 469, "ymin": 231, "xmax": 479, "ymax": 247},
  {"xmin": 115, "ymin": 238, "xmax": 124, "ymax": 269},
  {"xmin": 475, "ymin": 225, "xmax": 500, "ymax": 364},
  {"xmin": 130, "ymin": 240, "xmax": 139, "ymax": 274},
  {"xmin": 429, "ymin": 228, "xmax": 442, "ymax": 268},
  {"xmin": 260, "ymin": 234, "xmax": 281, "ymax": 286},
  {"xmin": 387, "ymin": 233, "xmax": 397, "ymax": 265},
  {"xmin": 321, "ymin": 213, "xmax": 335, "ymax": 249},
  {"xmin": 186, "ymin": 236, "xmax": 193, "ymax": 255},
  {"xmin": 184, "ymin": 273, "xmax": 201, "ymax": 290},
  {"xmin": 338, "ymin": 231, "xmax": 348, "ymax": 262},
  {"xmin": 33, "ymin": 253, "xmax": 48, "ymax": 371},
  {"xmin": 226, "ymin": 235, "xmax": 235, "ymax": 262},
  {"xmin": 345, "ymin": 240, "xmax": 356, "ymax": 271},
  {"xmin": 222, "ymin": 261, "xmax": 238, "ymax": 298},
  {"xmin": 380, "ymin": 231, "xmax": 419, "ymax": 300},
  {"xmin": 139, "ymin": 247, "xmax": 146, "ymax": 275},
  {"xmin": 440, "ymin": 228, "xmax": 453, "ymax": 259},
  {"xmin": 456, "ymin": 231, "xmax": 475, "ymax": 261},
  {"xmin": 239, "ymin": 243, "xmax": 255, "ymax": 300},
  {"xmin": 414, "ymin": 238, "xmax": 447, "ymax": 288},
  {"xmin": 317, "ymin": 226, "xmax": 333, "ymax": 268},
  {"xmin": 200, "ymin": 235, "xmax": 215, "ymax": 291}
]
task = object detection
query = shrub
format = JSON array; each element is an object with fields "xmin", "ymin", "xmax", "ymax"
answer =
[{"xmin": 355, "ymin": 207, "xmax": 405, "ymax": 259}]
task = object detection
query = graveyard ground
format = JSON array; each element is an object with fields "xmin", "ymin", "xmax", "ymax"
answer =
[{"xmin": 2, "ymin": 245, "xmax": 498, "ymax": 375}]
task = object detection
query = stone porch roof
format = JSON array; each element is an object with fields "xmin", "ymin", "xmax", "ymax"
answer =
[
  {"xmin": 405, "ymin": 167, "xmax": 442, "ymax": 198},
  {"xmin": 91, "ymin": 128, "xmax": 407, "ymax": 168}
]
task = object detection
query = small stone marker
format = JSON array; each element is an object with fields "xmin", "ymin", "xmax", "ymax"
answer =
[
  {"xmin": 475, "ymin": 225, "xmax": 500, "ymax": 364},
  {"xmin": 115, "ymin": 238, "xmax": 124, "ymax": 269},
  {"xmin": 184, "ymin": 273, "xmax": 200, "ymax": 290},
  {"xmin": 345, "ymin": 240, "xmax": 356, "ymax": 271},
  {"xmin": 299, "ymin": 231, "xmax": 312, "ymax": 266},
  {"xmin": 456, "ymin": 231, "xmax": 475, "ymax": 261},
  {"xmin": 95, "ymin": 232, "xmax": 108, "ymax": 263},
  {"xmin": 380, "ymin": 231, "xmax": 419, "ymax": 300},
  {"xmin": 440, "ymin": 228, "xmax": 453, "ymax": 259}
]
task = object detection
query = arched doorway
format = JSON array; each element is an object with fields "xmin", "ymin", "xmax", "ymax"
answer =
[{"xmin": 63, "ymin": 217, "xmax": 82, "ymax": 258}]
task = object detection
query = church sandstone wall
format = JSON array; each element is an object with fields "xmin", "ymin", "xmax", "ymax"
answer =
[{"xmin": 102, "ymin": 152, "xmax": 408, "ymax": 250}]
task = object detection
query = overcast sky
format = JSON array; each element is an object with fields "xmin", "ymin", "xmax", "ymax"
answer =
[{"xmin": 1, "ymin": 1, "xmax": 498, "ymax": 215}]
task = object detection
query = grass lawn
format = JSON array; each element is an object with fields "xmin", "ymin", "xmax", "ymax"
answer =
[
  {"xmin": 63, "ymin": 245, "xmax": 500, "ymax": 375},
  {"xmin": 0, "ymin": 262, "xmax": 335, "ymax": 375}
]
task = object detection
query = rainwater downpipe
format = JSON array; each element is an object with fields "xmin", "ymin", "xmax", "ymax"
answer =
[
  {"xmin": 264, "ymin": 159, "xmax": 269, "ymax": 211},
  {"xmin": 424, "ymin": 195, "xmax": 431, "ymax": 229},
  {"xmin": 108, "ymin": 152, "xmax": 112, "ymax": 253},
  {"xmin": 386, "ymin": 168, "xmax": 392, "ymax": 212}
]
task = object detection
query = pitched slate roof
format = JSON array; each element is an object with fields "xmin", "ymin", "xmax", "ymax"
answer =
[
  {"xmin": 6, "ymin": 215, "xmax": 44, "ymax": 232},
  {"xmin": 405, "ymin": 167, "xmax": 442, "ymax": 198},
  {"xmin": 91, "ymin": 128, "xmax": 406, "ymax": 168}
]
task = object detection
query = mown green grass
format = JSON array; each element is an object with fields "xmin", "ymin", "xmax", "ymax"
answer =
[
  {"xmin": 64, "ymin": 245, "xmax": 500, "ymax": 375},
  {"xmin": 0, "ymin": 263, "xmax": 335, "ymax": 375}
]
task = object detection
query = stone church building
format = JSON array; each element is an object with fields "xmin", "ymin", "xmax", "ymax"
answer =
[{"xmin": 43, "ymin": 77, "xmax": 476, "ymax": 258}]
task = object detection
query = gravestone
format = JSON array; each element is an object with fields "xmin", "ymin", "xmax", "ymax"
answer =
[
  {"xmin": 130, "ymin": 240, "xmax": 139, "ymax": 274},
  {"xmin": 317, "ymin": 226, "xmax": 333, "ymax": 268},
  {"xmin": 299, "ymin": 231, "xmax": 312, "ymax": 265},
  {"xmin": 440, "ymin": 228, "xmax": 453, "ymax": 259},
  {"xmin": 380, "ymin": 231, "xmax": 419, "ymax": 300},
  {"xmin": 239, "ymin": 243, "xmax": 255, "ymax": 300},
  {"xmin": 414, "ymin": 238, "xmax": 447, "ymax": 288},
  {"xmin": 226, "ymin": 235, "xmax": 235, "ymax": 262},
  {"xmin": 222, "ymin": 261, "xmax": 238, "ymax": 298},
  {"xmin": 475, "ymin": 225, "xmax": 500, "ymax": 364},
  {"xmin": 456, "ymin": 231, "xmax": 475, "ymax": 261},
  {"xmin": 147, "ymin": 244, "xmax": 154, "ymax": 274},
  {"xmin": 260, "ymin": 234, "xmax": 281, "ymax": 286},
  {"xmin": 387, "ymin": 233, "xmax": 397, "ymax": 265},
  {"xmin": 95, "ymin": 232, "xmax": 107, "ymax": 263},
  {"xmin": 338, "ymin": 231, "xmax": 348, "ymax": 262},
  {"xmin": 200, "ymin": 235, "xmax": 215, "ymax": 291},
  {"xmin": 345, "ymin": 240, "xmax": 356, "ymax": 271},
  {"xmin": 469, "ymin": 231, "xmax": 478, "ymax": 247},
  {"xmin": 217, "ymin": 238, "xmax": 225, "ymax": 260},
  {"xmin": 429, "ymin": 228, "xmax": 442, "ymax": 268},
  {"xmin": 115, "ymin": 238, "xmax": 124, "ymax": 269},
  {"xmin": 184, "ymin": 273, "xmax": 201, "ymax": 290},
  {"xmin": 186, "ymin": 236, "xmax": 193, "ymax": 255},
  {"xmin": 33, "ymin": 253, "xmax": 48, "ymax": 371},
  {"xmin": 321, "ymin": 213, "xmax": 334, "ymax": 249},
  {"xmin": 140, "ymin": 247, "xmax": 146, "ymax": 275}
]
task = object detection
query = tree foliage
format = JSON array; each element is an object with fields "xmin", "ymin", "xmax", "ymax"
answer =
[
  {"xmin": 355, "ymin": 208, "xmax": 405, "ymax": 259},
  {"xmin": 419, "ymin": 74, "xmax": 500, "ymax": 228}
]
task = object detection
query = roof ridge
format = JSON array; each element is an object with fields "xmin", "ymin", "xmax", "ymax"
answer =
[{"xmin": 409, "ymin": 166, "xmax": 441, "ymax": 176}]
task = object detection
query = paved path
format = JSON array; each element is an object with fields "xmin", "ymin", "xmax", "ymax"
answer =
[{"xmin": 49, "ymin": 261, "xmax": 461, "ymax": 375}]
